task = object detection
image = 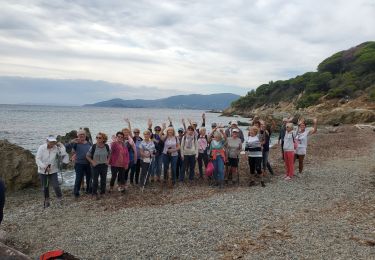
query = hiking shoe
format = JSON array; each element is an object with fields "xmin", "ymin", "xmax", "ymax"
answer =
[
  {"xmin": 261, "ymin": 181, "xmax": 266, "ymax": 187},
  {"xmin": 285, "ymin": 176, "xmax": 292, "ymax": 181},
  {"xmin": 44, "ymin": 200, "xmax": 50, "ymax": 209},
  {"xmin": 249, "ymin": 181, "xmax": 256, "ymax": 187}
]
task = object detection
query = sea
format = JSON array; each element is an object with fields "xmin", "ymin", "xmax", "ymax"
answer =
[{"xmin": 0, "ymin": 104, "xmax": 251, "ymax": 186}]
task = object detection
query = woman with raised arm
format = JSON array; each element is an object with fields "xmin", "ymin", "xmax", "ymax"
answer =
[
  {"xmin": 197, "ymin": 127, "xmax": 209, "ymax": 179},
  {"xmin": 121, "ymin": 127, "xmax": 136, "ymax": 188},
  {"xmin": 295, "ymin": 118, "xmax": 318, "ymax": 175},
  {"xmin": 245, "ymin": 126, "xmax": 265, "ymax": 187},
  {"xmin": 209, "ymin": 128, "xmax": 227, "ymax": 188},
  {"xmin": 180, "ymin": 125, "xmax": 199, "ymax": 183},
  {"xmin": 148, "ymin": 119, "xmax": 164, "ymax": 183},
  {"xmin": 161, "ymin": 126, "xmax": 180, "ymax": 186},
  {"xmin": 130, "ymin": 128, "xmax": 143, "ymax": 185}
]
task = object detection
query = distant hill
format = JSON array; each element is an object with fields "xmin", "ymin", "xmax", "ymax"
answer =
[
  {"xmin": 231, "ymin": 41, "xmax": 375, "ymax": 110},
  {"xmin": 85, "ymin": 93, "xmax": 241, "ymax": 110}
]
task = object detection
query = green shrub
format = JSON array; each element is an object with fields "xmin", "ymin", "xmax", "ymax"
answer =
[{"xmin": 296, "ymin": 93, "xmax": 323, "ymax": 108}]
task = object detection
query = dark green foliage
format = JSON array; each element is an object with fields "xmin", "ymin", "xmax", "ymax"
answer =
[
  {"xmin": 232, "ymin": 41, "xmax": 375, "ymax": 109},
  {"xmin": 369, "ymin": 85, "xmax": 375, "ymax": 101},
  {"xmin": 296, "ymin": 93, "xmax": 323, "ymax": 109}
]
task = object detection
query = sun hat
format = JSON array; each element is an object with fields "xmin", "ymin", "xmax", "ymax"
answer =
[
  {"xmin": 232, "ymin": 128, "xmax": 240, "ymax": 133},
  {"xmin": 47, "ymin": 135, "xmax": 57, "ymax": 142}
]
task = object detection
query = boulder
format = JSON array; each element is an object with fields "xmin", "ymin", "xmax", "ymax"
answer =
[{"xmin": 0, "ymin": 140, "xmax": 39, "ymax": 192}]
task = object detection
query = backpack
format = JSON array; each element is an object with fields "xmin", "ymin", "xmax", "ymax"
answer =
[
  {"xmin": 292, "ymin": 133, "xmax": 298, "ymax": 150},
  {"xmin": 90, "ymin": 143, "xmax": 110, "ymax": 157},
  {"xmin": 40, "ymin": 250, "xmax": 79, "ymax": 260}
]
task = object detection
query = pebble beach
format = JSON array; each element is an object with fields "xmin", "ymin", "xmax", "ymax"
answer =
[{"xmin": 2, "ymin": 125, "xmax": 375, "ymax": 259}]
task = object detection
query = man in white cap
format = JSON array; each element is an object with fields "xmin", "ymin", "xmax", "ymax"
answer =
[
  {"xmin": 36, "ymin": 135, "xmax": 68, "ymax": 208},
  {"xmin": 225, "ymin": 120, "xmax": 244, "ymax": 143}
]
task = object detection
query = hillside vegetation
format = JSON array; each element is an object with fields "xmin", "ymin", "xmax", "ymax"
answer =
[{"xmin": 232, "ymin": 42, "xmax": 375, "ymax": 110}]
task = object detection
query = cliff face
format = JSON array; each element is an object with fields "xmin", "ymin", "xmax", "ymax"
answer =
[{"xmin": 0, "ymin": 140, "xmax": 39, "ymax": 192}]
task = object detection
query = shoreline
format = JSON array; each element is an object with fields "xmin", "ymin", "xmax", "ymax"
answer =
[{"xmin": 2, "ymin": 125, "xmax": 375, "ymax": 259}]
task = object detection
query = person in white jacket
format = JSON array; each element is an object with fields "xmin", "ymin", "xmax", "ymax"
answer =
[{"xmin": 35, "ymin": 135, "xmax": 68, "ymax": 208}]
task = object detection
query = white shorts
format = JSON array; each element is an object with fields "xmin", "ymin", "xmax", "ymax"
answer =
[{"xmin": 295, "ymin": 147, "xmax": 306, "ymax": 155}]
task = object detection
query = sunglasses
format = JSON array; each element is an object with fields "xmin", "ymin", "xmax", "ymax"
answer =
[
  {"xmin": 96, "ymin": 136, "xmax": 103, "ymax": 139},
  {"xmin": 133, "ymin": 132, "xmax": 140, "ymax": 134}
]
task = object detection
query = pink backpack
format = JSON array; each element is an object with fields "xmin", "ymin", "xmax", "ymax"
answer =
[{"xmin": 205, "ymin": 161, "xmax": 214, "ymax": 177}]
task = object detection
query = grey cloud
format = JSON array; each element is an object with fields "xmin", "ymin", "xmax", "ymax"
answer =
[{"xmin": 0, "ymin": 0, "xmax": 374, "ymax": 100}]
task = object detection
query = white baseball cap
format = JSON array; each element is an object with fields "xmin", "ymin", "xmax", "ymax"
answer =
[{"xmin": 230, "ymin": 120, "xmax": 238, "ymax": 125}]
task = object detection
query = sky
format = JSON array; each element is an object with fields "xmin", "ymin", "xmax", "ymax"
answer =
[{"xmin": 0, "ymin": 0, "xmax": 374, "ymax": 105}]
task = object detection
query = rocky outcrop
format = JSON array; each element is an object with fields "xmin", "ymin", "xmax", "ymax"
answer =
[
  {"xmin": 0, "ymin": 140, "xmax": 39, "ymax": 192},
  {"xmin": 0, "ymin": 242, "xmax": 31, "ymax": 259},
  {"xmin": 224, "ymin": 95, "xmax": 375, "ymax": 126}
]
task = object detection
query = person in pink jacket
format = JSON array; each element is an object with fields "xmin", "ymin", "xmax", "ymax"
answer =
[{"xmin": 109, "ymin": 131, "xmax": 129, "ymax": 193}]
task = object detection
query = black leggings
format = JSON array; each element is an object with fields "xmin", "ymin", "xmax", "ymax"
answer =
[
  {"xmin": 130, "ymin": 159, "xmax": 141, "ymax": 184},
  {"xmin": 92, "ymin": 164, "xmax": 108, "ymax": 195},
  {"xmin": 110, "ymin": 166, "xmax": 126, "ymax": 187},
  {"xmin": 248, "ymin": 157, "xmax": 262, "ymax": 175}
]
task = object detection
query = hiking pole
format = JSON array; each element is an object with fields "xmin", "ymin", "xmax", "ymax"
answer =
[
  {"xmin": 142, "ymin": 157, "xmax": 154, "ymax": 193},
  {"xmin": 44, "ymin": 165, "xmax": 51, "ymax": 208}
]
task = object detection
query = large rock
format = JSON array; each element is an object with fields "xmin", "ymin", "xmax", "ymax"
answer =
[{"xmin": 0, "ymin": 140, "xmax": 39, "ymax": 192}]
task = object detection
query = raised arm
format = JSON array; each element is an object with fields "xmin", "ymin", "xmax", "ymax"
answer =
[
  {"xmin": 124, "ymin": 118, "xmax": 133, "ymax": 138},
  {"xmin": 182, "ymin": 118, "xmax": 187, "ymax": 131},
  {"xmin": 220, "ymin": 128, "xmax": 227, "ymax": 141},
  {"xmin": 309, "ymin": 118, "xmax": 318, "ymax": 135},
  {"xmin": 168, "ymin": 116, "xmax": 173, "ymax": 127},
  {"xmin": 201, "ymin": 113, "xmax": 206, "ymax": 127}
]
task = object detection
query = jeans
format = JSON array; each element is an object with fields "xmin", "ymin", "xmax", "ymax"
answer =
[
  {"xmin": 197, "ymin": 152, "xmax": 208, "ymax": 177},
  {"xmin": 73, "ymin": 163, "xmax": 91, "ymax": 197},
  {"xmin": 163, "ymin": 154, "xmax": 178, "ymax": 184},
  {"xmin": 176, "ymin": 153, "xmax": 183, "ymax": 180},
  {"xmin": 92, "ymin": 164, "xmax": 108, "ymax": 195},
  {"xmin": 262, "ymin": 150, "xmax": 274, "ymax": 174},
  {"xmin": 180, "ymin": 155, "xmax": 196, "ymax": 181},
  {"xmin": 110, "ymin": 166, "xmax": 126, "ymax": 187},
  {"xmin": 40, "ymin": 172, "xmax": 62, "ymax": 199},
  {"xmin": 151, "ymin": 154, "xmax": 163, "ymax": 177},
  {"xmin": 139, "ymin": 161, "xmax": 152, "ymax": 187},
  {"xmin": 213, "ymin": 155, "xmax": 224, "ymax": 181},
  {"xmin": 130, "ymin": 159, "xmax": 141, "ymax": 184}
]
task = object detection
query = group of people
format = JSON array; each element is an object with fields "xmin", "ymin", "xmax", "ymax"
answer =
[{"xmin": 35, "ymin": 113, "xmax": 317, "ymax": 208}]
